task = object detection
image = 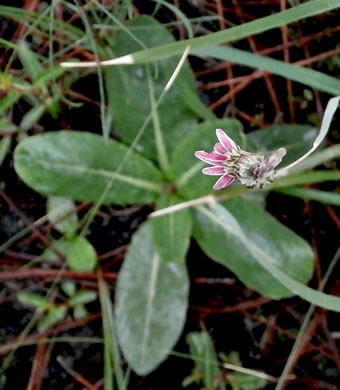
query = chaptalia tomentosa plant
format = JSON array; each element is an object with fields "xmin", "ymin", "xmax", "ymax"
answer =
[{"xmin": 195, "ymin": 128, "xmax": 287, "ymax": 189}]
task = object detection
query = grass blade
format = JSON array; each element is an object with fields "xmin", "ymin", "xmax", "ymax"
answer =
[
  {"xmin": 98, "ymin": 271, "xmax": 124, "ymax": 390},
  {"xmin": 61, "ymin": 0, "xmax": 340, "ymax": 67},
  {"xmin": 194, "ymin": 47, "xmax": 340, "ymax": 96},
  {"xmin": 275, "ymin": 187, "xmax": 340, "ymax": 207}
]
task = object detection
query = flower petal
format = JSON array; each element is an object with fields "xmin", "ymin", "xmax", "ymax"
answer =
[
  {"xmin": 216, "ymin": 129, "xmax": 237, "ymax": 152},
  {"xmin": 213, "ymin": 174, "xmax": 234, "ymax": 190},
  {"xmin": 214, "ymin": 143, "xmax": 227, "ymax": 154},
  {"xmin": 202, "ymin": 167, "xmax": 225, "ymax": 176},
  {"xmin": 194, "ymin": 151, "xmax": 226, "ymax": 165}
]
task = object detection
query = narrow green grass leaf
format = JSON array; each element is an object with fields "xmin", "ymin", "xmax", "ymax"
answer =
[
  {"xmin": 19, "ymin": 104, "xmax": 46, "ymax": 131},
  {"xmin": 152, "ymin": 0, "xmax": 193, "ymax": 39},
  {"xmin": 276, "ymin": 187, "xmax": 340, "ymax": 206},
  {"xmin": 289, "ymin": 144, "xmax": 340, "ymax": 172},
  {"xmin": 186, "ymin": 332, "xmax": 221, "ymax": 390},
  {"xmin": 99, "ymin": 0, "xmax": 340, "ymax": 65},
  {"xmin": 72, "ymin": 0, "xmax": 108, "ymax": 139},
  {"xmin": 98, "ymin": 273, "xmax": 124, "ymax": 390},
  {"xmin": 17, "ymin": 41, "xmax": 42, "ymax": 82},
  {"xmin": 0, "ymin": 91, "xmax": 21, "ymax": 116},
  {"xmin": 273, "ymin": 170, "xmax": 340, "ymax": 188},
  {"xmin": 0, "ymin": 5, "xmax": 84, "ymax": 42},
  {"xmin": 278, "ymin": 96, "xmax": 340, "ymax": 175},
  {"xmin": 194, "ymin": 46, "xmax": 340, "ymax": 96},
  {"xmin": 33, "ymin": 66, "xmax": 66, "ymax": 88}
]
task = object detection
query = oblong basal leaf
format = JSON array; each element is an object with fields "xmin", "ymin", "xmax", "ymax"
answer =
[
  {"xmin": 193, "ymin": 199, "xmax": 314, "ymax": 299},
  {"xmin": 170, "ymin": 119, "xmax": 244, "ymax": 199},
  {"xmin": 14, "ymin": 131, "xmax": 163, "ymax": 204},
  {"xmin": 106, "ymin": 16, "xmax": 200, "ymax": 160},
  {"xmin": 115, "ymin": 221, "xmax": 189, "ymax": 375},
  {"xmin": 151, "ymin": 194, "xmax": 192, "ymax": 263},
  {"xmin": 247, "ymin": 124, "xmax": 317, "ymax": 166}
]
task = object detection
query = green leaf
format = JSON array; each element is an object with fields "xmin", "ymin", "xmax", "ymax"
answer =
[
  {"xmin": 98, "ymin": 272, "xmax": 125, "ymax": 390},
  {"xmin": 66, "ymin": 236, "xmax": 97, "ymax": 272},
  {"xmin": 61, "ymin": 280, "xmax": 76, "ymax": 297},
  {"xmin": 33, "ymin": 66, "xmax": 66, "ymax": 89},
  {"xmin": 18, "ymin": 293, "xmax": 49, "ymax": 310},
  {"xmin": 115, "ymin": 222, "xmax": 189, "ymax": 375},
  {"xmin": 277, "ymin": 96, "xmax": 340, "ymax": 176},
  {"xmin": 151, "ymin": 194, "xmax": 192, "ymax": 262},
  {"xmin": 42, "ymin": 239, "xmax": 70, "ymax": 261},
  {"xmin": 0, "ymin": 90, "xmax": 21, "ymax": 116},
  {"xmin": 286, "ymin": 144, "xmax": 340, "ymax": 173},
  {"xmin": 19, "ymin": 104, "xmax": 46, "ymax": 132},
  {"xmin": 47, "ymin": 196, "xmax": 78, "ymax": 237},
  {"xmin": 73, "ymin": 304, "xmax": 88, "ymax": 319},
  {"xmin": 272, "ymin": 170, "xmax": 340, "ymax": 188},
  {"xmin": 14, "ymin": 131, "xmax": 164, "ymax": 204},
  {"xmin": 193, "ymin": 199, "xmax": 314, "ymax": 298},
  {"xmin": 68, "ymin": 290, "xmax": 97, "ymax": 306},
  {"xmin": 194, "ymin": 201, "xmax": 340, "ymax": 311},
  {"xmin": 0, "ymin": 136, "xmax": 11, "ymax": 166},
  {"xmin": 106, "ymin": 16, "xmax": 199, "ymax": 160},
  {"xmin": 104, "ymin": 0, "xmax": 340, "ymax": 65},
  {"xmin": 38, "ymin": 305, "xmax": 67, "ymax": 331},
  {"xmin": 275, "ymin": 187, "xmax": 340, "ymax": 207},
  {"xmin": 186, "ymin": 331, "xmax": 221, "ymax": 390},
  {"xmin": 0, "ymin": 117, "xmax": 17, "ymax": 134},
  {"xmin": 17, "ymin": 40, "xmax": 42, "ymax": 82},
  {"xmin": 0, "ymin": 6, "xmax": 84, "ymax": 44},
  {"xmin": 170, "ymin": 119, "xmax": 244, "ymax": 199},
  {"xmin": 247, "ymin": 124, "xmax": 317, "ymax": 167},
  {"xmin": 194, "ymin": 46, "xmax": 340, "ymax": 96}
]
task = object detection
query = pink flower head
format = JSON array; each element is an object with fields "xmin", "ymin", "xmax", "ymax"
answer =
[{"xmin": 194, "ymin": 129, "xmax": 286, "ymax": 190}]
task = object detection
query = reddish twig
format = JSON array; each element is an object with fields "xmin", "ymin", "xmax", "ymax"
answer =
[
  {"xmin": 0, "ymin": 268, "xmax": 117, "ymax": 282},
  {"xmin": 319, "ymin": 311, "xmax": 340, "ymax": 372},
  {"xmin": 208, "ymin": 48, "xmax": 340, "ymax": 110},
  {"xmin": 326, "ymin": 206, "xmax": 340, "ymax": 231},
  {"xmin": 27, "ymin": 341, "xmax": 52, "ymax": 390},
  {"xmin": 191, "ymin": 296, "xmax": 272, "ymax": 316},
  {"xmin": 196, "ymin": 26, "xmax": 340, "ymax": 78},
  {"xmin": 58, "ymin": 356, "xmax": 97, "ymax": 390},
  {"xmin": 234, "ymin": 0, "xmax": 281, "ymax": 117},
  {"xmin": 236, "ymin": 108, "xmax": 269, "ymax": 127}
]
